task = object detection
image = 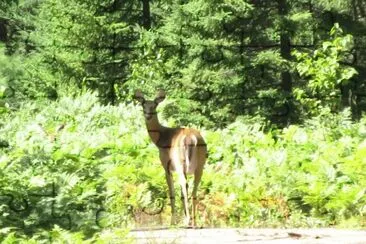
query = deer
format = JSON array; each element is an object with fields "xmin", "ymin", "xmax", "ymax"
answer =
[{"xmin": 134, "ymin": 89, "xmax": 207, "ymax": 227}]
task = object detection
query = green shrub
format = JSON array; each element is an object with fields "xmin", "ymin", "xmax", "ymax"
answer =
[{"xmin": 0, "ymin": 92, "xmax": 148, "ymax": 240}]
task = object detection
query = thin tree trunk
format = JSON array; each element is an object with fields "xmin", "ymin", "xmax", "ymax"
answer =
[
  {"xmin": 275, "ymin": 0, "xmax": 293, "ymax": 124},
  {"xmin": 278, "ymin": 0, "xmax": 292, "ymax": 93},
  {"xmin": 142, "ymin": 0, "xmax": 151, "ymax": 30},
  {"xmin": 0, "ymin": 18, "xmax": 7, "ymax": 42}
]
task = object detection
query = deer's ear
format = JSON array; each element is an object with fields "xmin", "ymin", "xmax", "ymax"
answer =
[
  {"xmin": 154, "ymin": 89, "xmax": 166, "ymax": 104},
  {"xmin": 134, "ymin": 90, "xmax": 145, "ymax": 103}
]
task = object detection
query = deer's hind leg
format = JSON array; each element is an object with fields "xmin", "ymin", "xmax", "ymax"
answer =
[
  {"xmin": 176, "ymin": 165, "xmax": 190, "ymax": 226},
  {"xmin": 191, "ymin": 147, "xmax": 207, "ymax": 227}
]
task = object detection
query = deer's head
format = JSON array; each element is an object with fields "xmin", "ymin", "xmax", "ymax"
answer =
[{"xmin": 134, "ymin": 90, "xmax": 166, "ymax": 120}]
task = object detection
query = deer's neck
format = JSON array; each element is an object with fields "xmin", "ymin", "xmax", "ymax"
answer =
[{"xmin": 145, "ymin": 114, "xmax": 163, "ymax": 146}]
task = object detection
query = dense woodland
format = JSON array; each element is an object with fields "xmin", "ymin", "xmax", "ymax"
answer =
[{"xmin": 1, "ymin": 0, "xmax": 366, "ymax": 242}]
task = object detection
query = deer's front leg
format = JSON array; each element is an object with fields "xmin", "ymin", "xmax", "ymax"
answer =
[
  {"xmin": 164, "ymin": 165, "xmax": 176, "ymax": 225},
  {"xmin": 160, "ymin": 152, "xmax": 176, "ymax": 225}
]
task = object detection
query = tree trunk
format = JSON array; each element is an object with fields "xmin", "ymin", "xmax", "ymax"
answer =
[
  {"xmin": 142, "ymin": 0, "xmax": 151, "ymax": 30},
  {"xmin": 278, "ymin": 0, "xmax": 292, "ymax": 93},
  {"xmin": 0, "ymin": 18, "xmax": 7, "ymax": 42},
  {"xmin": 277, "ymin": 0, "xmax": 293, "ymax": 124}
]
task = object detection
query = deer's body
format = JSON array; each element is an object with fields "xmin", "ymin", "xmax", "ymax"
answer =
[{"xmin": 135, "ymin": 90, "xmax": 207, "ymax": 227}]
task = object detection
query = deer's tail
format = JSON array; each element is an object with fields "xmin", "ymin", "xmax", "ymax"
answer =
[{"xmin": 183, "ymin": 134, "xmax": 197, "ymax": 174}]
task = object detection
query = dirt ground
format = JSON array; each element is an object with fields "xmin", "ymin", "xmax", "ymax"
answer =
[{"xmin": 128, "ymin": 227, "xmax": 366, "ymax": 243}]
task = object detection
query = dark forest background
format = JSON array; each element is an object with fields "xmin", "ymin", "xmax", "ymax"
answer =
[{"xmin": 1, "ymin": 0, "xmax": 366, "ymax": 126}]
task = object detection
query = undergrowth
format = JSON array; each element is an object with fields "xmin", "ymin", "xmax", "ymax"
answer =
[{"xmin": 0, "ymin": 93, "xmax": 365, "ymax": 242}]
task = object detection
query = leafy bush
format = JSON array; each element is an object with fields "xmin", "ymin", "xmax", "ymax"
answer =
[
  {"xmin": 202, "ymin": 109, "xmax": 365, "ymax": 227},
  {"xmin": 293, "ymin": 24, "xmax": 358, "ymax": 117},
  {"xmin": 0, "ymin": 92, "xmax": 148, "ymax": 241}
]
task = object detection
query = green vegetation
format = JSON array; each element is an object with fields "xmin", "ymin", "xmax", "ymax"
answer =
[
  {"xmin": 1, "ymin": 93, "xmax": 366, "ymax": 242},
  {"xmin": 1, "ymin": 0, "xmax": 366, "ymax": 242}
]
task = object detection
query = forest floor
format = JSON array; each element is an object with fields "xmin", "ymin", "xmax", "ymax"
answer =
[{"xmin": 128, "ymin": 227, "xmax": 366, "ymax": 243}]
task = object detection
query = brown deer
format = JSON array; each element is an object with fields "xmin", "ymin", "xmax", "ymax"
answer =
[{"xmin": 134, "ymin": 90, "xmax": 207, "ymax": 227}]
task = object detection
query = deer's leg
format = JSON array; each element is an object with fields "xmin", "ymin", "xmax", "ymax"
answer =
[
  {"xmin": 192, "ymin": 159, "xmax": 205, "ymax": 227},
  {"xmin": 165, "ymin": 165, "xmax": 176, "ymax": 225},
  {"xmin": 160, "ymin": 152, "xmax": 176, "ymax": 226},
  {"xmin": 177, "ymin": 171, "xmax": 190, "ymax": 226},
  {"xmin": 181, "ymin": 178, "xmax": 189, "ymax": 217}
]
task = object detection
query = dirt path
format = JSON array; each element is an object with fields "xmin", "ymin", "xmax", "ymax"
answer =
[{"xmin": 128, "ymin": 228, "xmax": 366, "ymax": 243}]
